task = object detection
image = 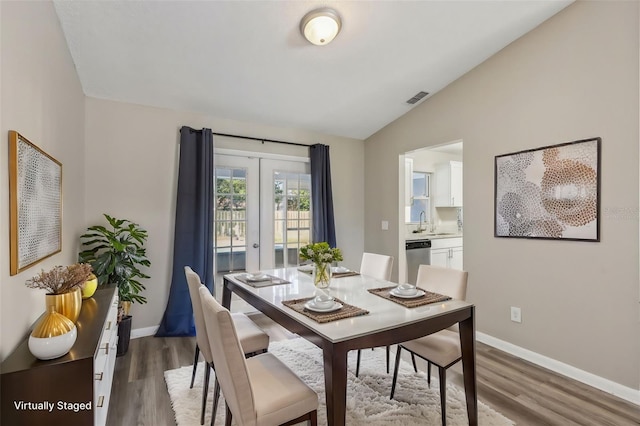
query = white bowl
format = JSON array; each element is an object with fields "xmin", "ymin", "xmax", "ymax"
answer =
[
  {"xmin": 245, "ymin": 273, "xmax": 269, "ymax": 282},
  {"xmin": 395, "ymin": 284, "xmax": 418, "ymax": 296},
  {"xmin": 313, "ymin": 294, "xmax": 335, "ymax": 309}
]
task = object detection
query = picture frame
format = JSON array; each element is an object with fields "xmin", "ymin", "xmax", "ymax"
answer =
[
  {"xmin": 9, "ymin": 131, "xmax": 63, "ymax": 275},
  {"xmin": 494, "ymin": 137, "xmax": 601, "ymax": 242}
]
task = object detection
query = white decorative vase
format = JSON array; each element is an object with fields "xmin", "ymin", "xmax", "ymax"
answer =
[{"xmin": 28, "ymin": 306, "xmax": 77, "ymax": 360}]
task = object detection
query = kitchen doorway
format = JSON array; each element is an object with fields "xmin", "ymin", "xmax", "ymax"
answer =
[{"xmin": 398, "ymin": 140, "xmax": 463, "ymax": 284}]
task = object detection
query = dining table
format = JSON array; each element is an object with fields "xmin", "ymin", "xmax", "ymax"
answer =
[{"xmin": 222, "ymin": 267, "xmax": 477, "ymax": 426}]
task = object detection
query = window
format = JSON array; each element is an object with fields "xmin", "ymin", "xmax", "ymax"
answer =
[{"xmin": 410, "ymin": 171, "xmax": 432, "ymax": 224}]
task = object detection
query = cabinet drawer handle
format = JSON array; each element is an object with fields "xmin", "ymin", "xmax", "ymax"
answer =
[
  {"xmin": 101, "ymin": 343, "xmax": 109, "ymax": 354},
  {"xmin": 97, "ymin": 396, "xmax": 105, "ymax": 408},
  {"xmin": 95, "ymin": 372, "xmax": 104, "ymax": 381},
  {"xmin": 105, "ymin": 321, "xmax": 112, "ymax": 330}
]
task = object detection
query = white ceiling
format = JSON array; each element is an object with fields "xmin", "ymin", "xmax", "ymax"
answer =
[{"xmin": 53, "ymin": 0, "xmax": 572, "ymax": 140}]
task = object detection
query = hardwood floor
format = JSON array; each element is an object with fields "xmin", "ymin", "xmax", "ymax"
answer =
[{"xmin": 107, "ymin": 312, "xmax": 639, "ymax": 426}]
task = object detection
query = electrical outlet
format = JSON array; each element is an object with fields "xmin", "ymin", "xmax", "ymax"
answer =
[{"xmin": 510, "ymin": 306, "xmax": 522, "ymax": 323}]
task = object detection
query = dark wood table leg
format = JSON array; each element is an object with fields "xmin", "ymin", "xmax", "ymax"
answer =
[
  {"xmin": 222, "ymin": 278, "xmax": 232, "ymax": 309},
  {"xmin": 459, "ymin": 305, "xmax": 478, "ymax": 426},
  {"xmin": 323, "ymin": 342, "xmax": 348, "ymax": 426}
]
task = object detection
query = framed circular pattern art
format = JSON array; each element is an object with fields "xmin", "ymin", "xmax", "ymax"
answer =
[
  {"xmin": 494, "ymin": 137, "xmax": 600, "ymax": 242},
  {"xmin": 8, "ymin": 131, "xmax": 62, "ymax": 275}
]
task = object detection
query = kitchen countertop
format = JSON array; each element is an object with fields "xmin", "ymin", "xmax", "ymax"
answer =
[{"xmin": 406, "ymin": 232, "xmax": 463, "ymax": 241}]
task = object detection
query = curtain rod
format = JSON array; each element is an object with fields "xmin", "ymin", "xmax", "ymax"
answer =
[{"xmin": 211, "ymin": 132, "xmax": 310, "ymax": 148}]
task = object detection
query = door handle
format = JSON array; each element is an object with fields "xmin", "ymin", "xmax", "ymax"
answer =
[{"xmin": 252, "ymin": 243, "xmax": 259, "ymax": 248}]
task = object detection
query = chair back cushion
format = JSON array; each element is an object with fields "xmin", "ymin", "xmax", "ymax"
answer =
[
  {"xmin": 416, "ymin": 264, "xmax": 468, "ymax": 301},
  {"xmin": 184, "ymin": 266, "xmax": 213, "ymax": 363},
  {"xmin": 360, "ymin": 252, "xmax": 394, "ymax": 281},
  {"xmin": 199, "ymin": 287, "xmax": 256, "ymax": 426}
]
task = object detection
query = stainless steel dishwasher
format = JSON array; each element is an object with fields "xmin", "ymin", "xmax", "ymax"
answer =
[{"xmin": 406, "ymin": 239, "xmax": 431, "ymax": 285}]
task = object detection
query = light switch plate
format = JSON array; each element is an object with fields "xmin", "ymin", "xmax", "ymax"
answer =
[
  {"xmin": 510, "ymin": 306, "xmax": 522, "ymax": 323},
  {"xmin": 381, "ymin": 220, "xmax": 389, "ymax": 230}
]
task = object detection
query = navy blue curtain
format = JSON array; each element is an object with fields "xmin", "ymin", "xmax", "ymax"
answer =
[
  {"xmin": 156, "ymin": 127, "xmax": 214, "ymax": 337},
  {"xmin": 310, "ymin": 144, "xmax": 337, "ymax": 247}
]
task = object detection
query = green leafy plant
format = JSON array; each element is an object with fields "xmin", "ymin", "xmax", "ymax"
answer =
[
  {"xmin": 299, "ymin": 242, "xmax": 343, "ymax": 265},
  {"xmin": 78, "ymin": 214, "xmax": 150, "ymax": 304}
]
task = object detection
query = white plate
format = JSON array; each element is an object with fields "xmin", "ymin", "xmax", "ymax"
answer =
[
  {"xmin": 244, "ymin": 273, "xmax": 270, "ymax": 282},
  {"xmin": 389, "ymin": 288, "xmax": 426, "ymax": 299},
  {"xmin": 304, "ymin": 301, "xmax": 343, "ymax": 313},
  {"xmin": 332, "ymin": 266, "xmax": 350, "ymax": 273},
  {"xmin": 297, "ymin": 265, "xmax": 314, "ymax": 273}
]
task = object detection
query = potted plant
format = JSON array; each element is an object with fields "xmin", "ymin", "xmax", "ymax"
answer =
[
  {"xmin": 25, "ymin": 263, "xmax": 94, "ymax": 323},
  {"xmin": 299, "ymin": 242, "xmax": 343, "ymax": 288},
  {"xmin": 78, "ymin": 214, "xmax": 151, "ymax": 355}
]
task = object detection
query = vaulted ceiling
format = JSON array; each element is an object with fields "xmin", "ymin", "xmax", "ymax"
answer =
[{"xmin": 54, "ymin": 0, "xmax": 573, "ymax": 140}]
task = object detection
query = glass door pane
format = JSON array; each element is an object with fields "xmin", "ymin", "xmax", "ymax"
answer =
[
  {"xmin": 260, "ymin": 159, "xmax": 311, "ymax": 269},
  {"xmin": 214, "ymin": 155, "xmax": 259, "ymax": 273},
  {"xmin": 273, "ymin": 171, "xmax": 311, "ymax": 268}
]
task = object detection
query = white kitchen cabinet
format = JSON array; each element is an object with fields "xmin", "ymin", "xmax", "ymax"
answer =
[
  {"xmin": 449, "ymin": 246, "xmax": 463, "ymax": 270},
  {"xmin": 435, "ymin": 160, "xmax": 463, "ymax": 207},
  {"xmin": 430, "ymin": 237, "xmax": 463, "ymax": 270},
  {"xmin": 430, "ymin": 248, "xmax": 450, "ymax": 268}
]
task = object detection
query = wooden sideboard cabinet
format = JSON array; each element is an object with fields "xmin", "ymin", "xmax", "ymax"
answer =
[{"xmin": 1, "ymin": 285, "xmax": 118, "ymax": 426}]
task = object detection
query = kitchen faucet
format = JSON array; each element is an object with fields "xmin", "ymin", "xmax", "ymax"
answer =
[{"xmin": 419, "ymin": 210, "xmax": 426, "ymax": 232}]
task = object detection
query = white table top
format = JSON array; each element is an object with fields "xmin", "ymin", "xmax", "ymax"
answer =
[{"xmin": 224, "ymin": 267, "xmax": 472, "ymax": 344}]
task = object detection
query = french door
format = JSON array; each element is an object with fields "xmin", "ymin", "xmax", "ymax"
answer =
[
  {"xmin": 260, "ymin": 159, "xmax": 311, "ymax": 270},
  {"xmin": 214, "ymin": 154, "xmax": 311, "ymax": 273}
]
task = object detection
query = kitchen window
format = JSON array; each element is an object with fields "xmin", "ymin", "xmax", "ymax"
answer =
[{"xmin": 410, "ymin": 171, "xmax": 432, "ymax": 223}]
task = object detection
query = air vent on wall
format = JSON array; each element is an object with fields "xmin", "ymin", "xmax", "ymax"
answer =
[{"xmin": 406, "ymin": 91, "xmax": 429, "ymax": 105}]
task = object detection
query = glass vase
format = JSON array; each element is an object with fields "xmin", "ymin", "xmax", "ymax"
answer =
[{"xmin": 313, "ymin": 262, "xmax": 332, "ymax": 289}]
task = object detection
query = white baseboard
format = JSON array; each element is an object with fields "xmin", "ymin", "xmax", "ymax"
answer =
[
  {"xmin": 477, "ymin": 332, "xmax": 640, "ymax": 405},
  {"xmin": 131, "ymin": 325, "xmax": 159, "ymax": 339}
]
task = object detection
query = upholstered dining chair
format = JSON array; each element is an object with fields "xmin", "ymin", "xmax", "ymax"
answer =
[
  {"xmin": 199, "ymin": 286, "xmax": 319, "ymax": 426},
  {"xmin": 390, "ymin": 264, "xmax": 469, "ymax": 426},
  {"xmin": 355, "ymin": 252, "xmax": 394, "ymax": 377},
  {"xmin": 184, "ymin": 267, "xmax": 270, "ymax": 425}
]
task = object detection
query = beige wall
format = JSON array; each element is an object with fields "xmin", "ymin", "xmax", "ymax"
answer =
[
  {"xmin": 0, "ymin": 1, "xmax": 86, "ymax": 360},
  {"xmin": 84, "ymin": 98, "xmax": 364, "ymax": 331},
  {"xmin": 366, "ymin": 1, "xmax": 639, "ymax": 390}
]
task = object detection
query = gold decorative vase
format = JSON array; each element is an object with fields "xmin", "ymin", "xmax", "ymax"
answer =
[
  {"xmin": 312, "ymin": 262, "xmax": 332, "ymax": 289},
  {"xmin": 45, "ymin": 287, "xmax": 82, "ymax": 323},
  {"xmin": 28, "ymin": 306, "xmax": 77, "ymax": 360}
]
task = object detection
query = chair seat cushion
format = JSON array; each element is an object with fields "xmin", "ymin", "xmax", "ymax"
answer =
[
  {"xmin": 231, "ymin": 313, "xmax": 270, "ymax": 355},
  {"xmin": 247, "ymin": 353, "xmax": 318, "ymax": 426},
  {"xmin": 402, "ymin": 329, "xmax": 461, "ymax": 368}
]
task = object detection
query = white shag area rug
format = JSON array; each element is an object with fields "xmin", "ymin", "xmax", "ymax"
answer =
[{"xmin": 165, "ymin": 338, "xmax": 514, "ymax": 426}]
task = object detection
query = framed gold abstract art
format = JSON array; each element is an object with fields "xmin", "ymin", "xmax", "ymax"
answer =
[
  {"xmin": 495, "ymin": 137, "xmax": 601, "ymax": 242},
  {"xmin": 9, "ymin": 131, "xmax": 62, "ymax": 275}
]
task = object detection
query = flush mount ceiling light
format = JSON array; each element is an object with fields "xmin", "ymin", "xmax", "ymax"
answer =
[{"xmin": 300, "ymin": 8, "xmax": 342, "ymax": 46}]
